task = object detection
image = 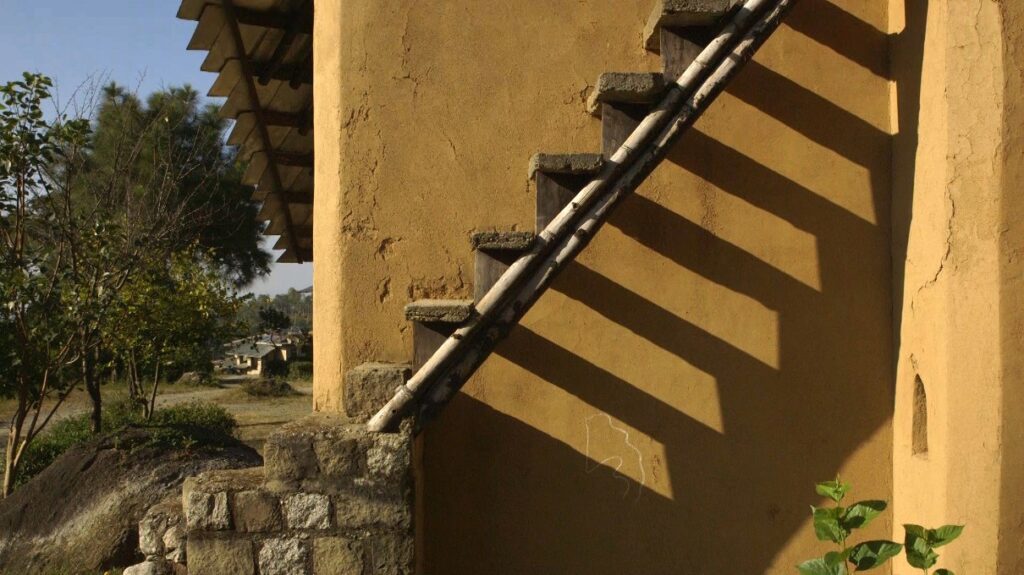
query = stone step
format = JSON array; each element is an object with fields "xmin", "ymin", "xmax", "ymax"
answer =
[
  {"xmin": 403, "ymin": 299, "xmax": 476, "ymax": 324},
  {"xmin": 529, "ymin": 153, "xmax": 604, "ymax": 231},
  {"xmin": 344, "ymin": 362, "xmax": 411, "ymax": 423},
  {"xmin": 586, "ymin": 72, "xmax": 667, "ymax": 116},
  {"xmin": 261, "ymin": 415, "xmax": 413, "ymax": 496},
  {"xmin": 404, "ymin": 299, "xmax": 475, "ymax": 371},
  {"xmin": 586, "ymin": 72, "xmax": 668, "ymax": 158},
  {"xmin": 528, "ymin": 152, "xmax": 605, "ymax": 180},
  {"xmin": 643, "ymin": 0, "xmax": 736, "ymax": 51},
  {"xmin": 472, "ymin": 231, "xmax": 536, "ymax": 302}
]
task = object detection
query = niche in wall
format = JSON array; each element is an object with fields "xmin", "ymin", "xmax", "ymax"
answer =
[{"xmin": 912, "ymin": 374, "xmax": 929, "ymax": 457}]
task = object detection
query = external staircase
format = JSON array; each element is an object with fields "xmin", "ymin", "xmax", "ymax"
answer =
[{"xmin": 127, "ymin": 1, "xmax": 796, "ymax": 573}]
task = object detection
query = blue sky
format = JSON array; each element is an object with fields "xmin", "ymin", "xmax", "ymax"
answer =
[{"xmin": 0, "ymin": 1, "xmax": 313, "ymax": 296}]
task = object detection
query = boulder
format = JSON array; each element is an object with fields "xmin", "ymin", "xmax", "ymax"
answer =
[{"xmin": 0, "ymin": 427, "xmax": 261, "ymax": 574}]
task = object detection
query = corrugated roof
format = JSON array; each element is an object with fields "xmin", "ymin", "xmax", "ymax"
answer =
[{"xmin": 178, "ymin": 0, "xmax": 314, "ymax": 263}]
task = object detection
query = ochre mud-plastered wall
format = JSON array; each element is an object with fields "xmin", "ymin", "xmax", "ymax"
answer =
[{"xmin": 314, "ymin": 0, "xmax": 905, "ymax": 572}]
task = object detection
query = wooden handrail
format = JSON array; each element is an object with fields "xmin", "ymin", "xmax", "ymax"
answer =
[{"xmin": 368, "ymin": 0, "xmax": 798, "ymax": 432}]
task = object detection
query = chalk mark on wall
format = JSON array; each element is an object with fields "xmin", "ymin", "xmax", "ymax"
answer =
[{"xmin": 584, "ymin": 413, "xmax": 647, "ymax": 501}]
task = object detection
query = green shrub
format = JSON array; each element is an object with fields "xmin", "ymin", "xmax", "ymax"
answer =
[
  {"xmin": 289, "ymin": 360, "xmax": 313, "ymax": 380},
  {"xmin": 14, "ymin": 401, "xmax": 237, "ymax": 488},
  {"xmin": 242, "ymin": 378, "xmax": 297, "ymax": 398}
]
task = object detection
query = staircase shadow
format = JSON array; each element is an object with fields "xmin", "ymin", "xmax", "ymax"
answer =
[{"xmin": 419, "ymin": 0, "xmax": 928, "ymax": 572}]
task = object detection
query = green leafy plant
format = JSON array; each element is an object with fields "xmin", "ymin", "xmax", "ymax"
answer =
[
  {"xmin": 797, "ymin": 480, "xmax": 965, "ymax": 575},
  {"xmin": 797, "ymin": 479, "xmax": 903, "ymax": 575},
  {"xmin": 903, "ymin": 523, "xmax": 964, "ymax": 575}
]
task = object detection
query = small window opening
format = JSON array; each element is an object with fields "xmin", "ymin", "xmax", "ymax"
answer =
[{"xmin": 912, "ymin": 375, "xmax": 929, "ymax": 457}]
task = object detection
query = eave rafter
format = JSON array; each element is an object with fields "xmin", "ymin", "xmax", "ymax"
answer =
[{"xmin": 212, "ymin": 0, "xmax": 313, "ymax": 263}]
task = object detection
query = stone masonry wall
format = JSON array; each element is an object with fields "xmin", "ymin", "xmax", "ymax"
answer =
[{"xmin": 177, "ymin": 415, "xmax": 414, "ymax": 575}]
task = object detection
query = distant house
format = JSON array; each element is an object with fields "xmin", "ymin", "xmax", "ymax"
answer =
[
  {"xmin": 221, "ymin": 332, "xmax": 308, "ymax": 375},
  {"xmin": 224, "ymin": 340, "xmax": 283, "ymax": 376}
]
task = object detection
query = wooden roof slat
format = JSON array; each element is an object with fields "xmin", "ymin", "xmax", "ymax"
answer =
[
  {"xmin": 179, "ymin": 0, "xmax": 314, "ymax": 262},
  {"xmin": 188, "ymin": 5, "xmax": 226, "ymax": 51}
]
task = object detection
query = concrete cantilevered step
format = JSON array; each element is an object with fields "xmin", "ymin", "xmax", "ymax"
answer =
[
  {"xmin": 529, "ymin": 153, "xmax": 604, "ymax": 232},
  {"xmin": 587, "ymin": 72, "xmax": 667, "ymax": 158},
  {"xmin": 644, "ymin": 0, "xmax": 735, "ymax": 80},
  {"xmin": 404, "ymin": 300, "xmax": 475, "ymax": 371},
  {"xmin": 472, "ymin": 231, "xmax": 536, "ymax": 302}
]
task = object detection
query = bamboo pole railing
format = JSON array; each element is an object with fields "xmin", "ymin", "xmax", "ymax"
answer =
[{"xmin": 368, "ymin": 0, "xmax": 798, "ymax": 433}]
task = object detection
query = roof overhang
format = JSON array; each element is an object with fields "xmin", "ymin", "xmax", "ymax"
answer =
[{"xmin": 178, "ymin": 0, "xmax": 314, "ymax": 263}]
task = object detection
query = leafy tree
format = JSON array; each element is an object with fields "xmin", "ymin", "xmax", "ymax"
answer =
[
  {"xmin": 1, "ymin": 73, "xmax": 91, "ymax": 496},
  {"xmin": 0, "ymin": 73, "xmax": 269, "ymax": 495},
  {"xmin": 106, "ymin": 252, "xmax": 243, "ymax": 419},
  {"xmin": 87, "ymin": 83, "xmax": 270, "ymax": 285},
  {"xmin": 237, "ymin": 288, "xmax": 312, "ymax": 334},
  {"xmin": 259, "ymin": 306, "xmax": 292, "ymax": 333}
]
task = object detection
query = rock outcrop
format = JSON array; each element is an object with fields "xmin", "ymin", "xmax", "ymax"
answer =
[{"xmin": 0, "ymin": 428, "xmax": 261, "ymax": 574}]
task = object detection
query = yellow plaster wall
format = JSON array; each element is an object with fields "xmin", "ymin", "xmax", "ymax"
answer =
[
  {"xmin": 312, "ymin": 0, "xmax": 346, "ymax": 412},
  {"xmin": 314, "ymin": 0, "xmax": 896, "ymax": 572},
  {"xmin": 890, "ymin": 0, "xmax": 1024, "ymax": 573}
]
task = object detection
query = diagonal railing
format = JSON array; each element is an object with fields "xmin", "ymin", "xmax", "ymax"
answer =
[{"xmin": 368, "ymin": 0, "xmax": 798, "ymax": 433}]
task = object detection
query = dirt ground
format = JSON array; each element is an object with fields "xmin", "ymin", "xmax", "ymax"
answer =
[{"xmin": 0, "ymin": 377, "xmax": 314, "ymax": 458}]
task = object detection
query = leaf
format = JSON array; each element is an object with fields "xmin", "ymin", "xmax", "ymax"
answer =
[
  {"xmin": 904, "ymin": 524, "xmax": 928, "ymax": 539},
  {"xmin": 929, "ymin": 525, "xmax": 964, "ymax": 548},
  {"xmin": 816, "ymin": 479, "xmax": 851, "ymax": 503},
  {"xmin": 906, "ymin": 546, "xmax": 938, "ymax": 570},
  {"xmin": 934, "ymin": 570, "xmax": 954, "ymax": 575},
  {"xmin": 841, "ymin": 500, "xmax": 887, "ymax": 531},
  {"xmin": 848, "ymin": 540, "xmax": 902, "ymax": 571},
  {"xmin": 824, "ymin": 550, "xmax": 852, "ymax": 566},
  {"xmin": 813, "ymin": 506, "xmax": 848, "ymax": 543},
  {"xmin": 797, "ymin": 558, "xmax": 848, "ymax": 575},
  {"xmin": 904, "ymin": 525, "xmax": 938, "ymax": 569}
]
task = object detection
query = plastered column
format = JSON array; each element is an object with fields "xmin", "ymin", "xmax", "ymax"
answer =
[
  {"xmin": 312, "ymin": 0, "xmax": 347, "ymax": 412},
  {"xmin": 891, "ymin": 0, "xmax": 1024, "ymax": 572}
]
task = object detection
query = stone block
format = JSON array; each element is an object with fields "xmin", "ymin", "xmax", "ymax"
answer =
[
  {"xmin": 313, "ymin": 435, "xmax": 364, "ymax": 478},
  {"xmin": 284, "ymin": 493, "xmax": 332, "ymax": 530},
  {"xmin": 403, "ymin": 299, "xmax": 475, "ymax": 323},
  {"xmin": 185, "ymin": 490, "xmax": 230, "ymax": 531},
  {"xmin": 233, "ymin": 490, "xmax": 284, "ymax": 533},
  {"xmin": 163, "ymin": 524, "xmax": 185, "ymax": 556},
  {"xmin": 259, "ymin": 537, "xmax": 310, "ymax": 575},
  {"xmin": 187, "ymin": 537, "xmax": 255, "ymax": 575},
  {"xmin": 139, "ymin": 498, "xmax": 183, "ymax": 558},
  {"xmin": 313, "ymin": 537, "xmax": 363, "ymax": 575},
  {"xmin": 124, "ymin": 560, "xmax": 172, "ymax": 575},
  {"xmin": 334, "ymin": 493, "xmax": 412, "ymax": 531},
  {"xmin": 363, "ymin": 534, "xmax": 415, "ymax": 575},
  {"xmin": 264, "ymin": 435, "xmax": 319, "ymax": 484},
  {"xmin": 344, "ymin": 363, "xmax": 411, "ymax": 423},
  {"xmin": 364, "ymin": 432, "xmax": 412, "ymax": 486}
]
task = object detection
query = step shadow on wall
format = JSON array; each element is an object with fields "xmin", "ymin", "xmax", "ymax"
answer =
[{"xmin": 421, "ymin": 0, "xmax": 928, "ymax": 572}]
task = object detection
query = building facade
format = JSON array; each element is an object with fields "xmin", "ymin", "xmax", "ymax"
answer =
[{"xmin": 175, "ymin": 0, "xmax": 1024, "ymax": 573}]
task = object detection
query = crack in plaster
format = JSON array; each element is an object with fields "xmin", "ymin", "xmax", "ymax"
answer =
[{"xmin": 584, "ymin": 413, "xmax": 646, "ymax": 501}]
